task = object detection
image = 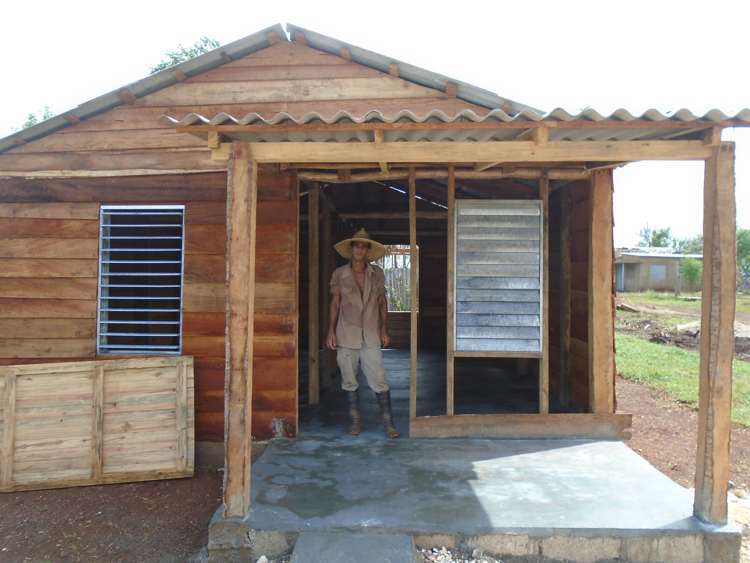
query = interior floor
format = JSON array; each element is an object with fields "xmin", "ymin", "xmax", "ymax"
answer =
[{"xmin": 300, "ymin": 348, "xmax": 540, "ymax": 438}]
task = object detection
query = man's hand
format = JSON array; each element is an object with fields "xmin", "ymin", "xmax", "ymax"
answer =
[
  {"xmin": 380, "ymin": 329, "xmax": 390, "ymax": 349},
  {"xmin": 326, "ymin": 330, "xmax": 337, "ymax": 350}
]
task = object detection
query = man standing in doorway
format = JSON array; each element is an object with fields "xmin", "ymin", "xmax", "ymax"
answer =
[{"xmin": 326, "ymin": 228, "xmax": 400, "ymax": 439}]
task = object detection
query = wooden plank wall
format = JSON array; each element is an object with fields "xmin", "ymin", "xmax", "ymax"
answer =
[
  {"xmin": 0, "ymin": 41, "xmax": 487, "ymax": 174},
  {"xmin": 0, "ymin": 170, "xmax": 298, "ymax": 442},
  {"xmin": 0, "ymin": 356, "xmax": 194, "ymax": 492},
  {"xmin": 568, "ymin": 180, "xmax": 592, "ymax": 410}
]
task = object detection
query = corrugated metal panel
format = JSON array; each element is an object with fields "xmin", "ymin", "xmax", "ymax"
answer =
[
  {"xmin": 454, "ymin": 200, "xmax": 542, "ymax": 353},
  {"xmin": 162, "ymin": 107, "xmax": 750, "ymax": 143}
]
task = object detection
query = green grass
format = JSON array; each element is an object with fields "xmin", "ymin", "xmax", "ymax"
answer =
[
  {"xmin": 616, "ymin": 333, "xmax": 750, "ymax": 426},
  {"xmin": 621, "ymin": 290, "xmax": 750, "ymax": 314}
]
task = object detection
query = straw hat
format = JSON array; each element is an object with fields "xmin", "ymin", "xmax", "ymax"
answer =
[{"xmin": 334, "ymin": 228, "xmax": 386, "ymax": 261}]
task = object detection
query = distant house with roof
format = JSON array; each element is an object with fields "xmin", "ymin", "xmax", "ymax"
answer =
[{"xmin": 615, "ymin": 247, "xmax": 702, "ymax": 292}]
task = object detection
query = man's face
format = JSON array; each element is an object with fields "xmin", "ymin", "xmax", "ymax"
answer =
[{"xmin": 351, "ymin": 241, "xmax": 369, "ymax": 261}]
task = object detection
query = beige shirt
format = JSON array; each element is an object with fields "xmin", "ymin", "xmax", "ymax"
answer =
[{"xmin": 329, "ymin": 262, "xmax": 386, "ymax": 349}]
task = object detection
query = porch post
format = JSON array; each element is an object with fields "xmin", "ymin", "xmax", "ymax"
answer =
[
  {"xmin": 539, "ymin": 175, "xmax": 550, "ymax": 414},
  {"xmin": 223, "ymin": 141, "xmax": 258, "ymax": 518},
  {"xmin": 588, "ymin": 170, "xmax": 616, "ymax": 413},
  {"xmin": 409, "ymin": 167, "xmax": 418, "ymax": 420},
  {"xmin": 694, "ymin": 142, "xmax": 736, "ymax": 525},
  {"xmin": 308, "ymin": 183, "xmax": 320, "ymax": 404}
]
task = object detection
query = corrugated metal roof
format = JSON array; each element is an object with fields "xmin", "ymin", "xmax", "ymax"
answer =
[
  {"xmin": 161, "ymin": 107, "xmax": 750, "ymax": 143},
  {"xmin": 285, "ymin": 23, "xmax": 541, "ymax": 115},
  {"xmin": 0, "ymin": 24, "xmax": 287, "ymax": 154}
]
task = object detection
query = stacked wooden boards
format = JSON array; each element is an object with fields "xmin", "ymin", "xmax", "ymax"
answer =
[
  {"xmin": 0, "ymin": 356, "xmax": 194, "ymax": 492},
  {"xmin": 454, "ymin": 200, "xmax": 542, "ymax": 354}
]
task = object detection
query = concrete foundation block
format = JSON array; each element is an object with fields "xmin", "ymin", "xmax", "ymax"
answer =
[
  {"xmin": 413, "ymin": 534, "xmax": 457, "ymax": 550},
  {"xmin": 208, "ymin": 512, "xmax": 295, "ymax": 561},
  {"xmin": 540, "ymin": 535, "xmax": 620, "ymax": 563},
  {"xmin": 466, "ymin": 534, "xmax": 540, "ymax": 557},
  {"xmin": 703, "ymin": 527, "xmax": 742, "ymax": 563},
  {"xmin": 621, "ymin": 534, "xmax": 703, "ymax": 563}
]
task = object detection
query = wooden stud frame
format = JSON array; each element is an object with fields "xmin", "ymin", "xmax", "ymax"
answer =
[
  {"xmin": 307, "ymin": 184, "xmax": 320, "ymax": 405},
  {"xmin": 408, "ymin": 168, "xmax": 418, "ymax": 421},
  {"xmin": 215, "ymin": 132, "xmax": 735, "ymax": 528}
]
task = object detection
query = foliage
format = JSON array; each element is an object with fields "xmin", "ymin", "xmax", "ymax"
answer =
[
  {"xmin": 150, "ymin": 36, "xmax": 221, "ymax": 74},
  {"xmin": 17, "ymin": 106, "xmax": 54, "ymax": 130},
  {"xmin": 616, "ymin": 333, "xmax": 750, "ymax": 426},
  {"xmin": 679, "ymin": 257, "xmax": 702, "ymax": 288},
  {"xmin": 638, "ymin": 225, "xmax": 673, "ymax": 248},
  {"xmin": 738, "ymin": 228, "xmax": 750, "ymax": 290},
  {"xmin": 673, "ymin": 234, "xmax": 703, "ymax": 254}
]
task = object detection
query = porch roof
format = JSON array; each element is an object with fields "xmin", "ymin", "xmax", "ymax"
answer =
[{"xmin": 162, "ymin": 107, "xmax": 750, "ymax": 144}]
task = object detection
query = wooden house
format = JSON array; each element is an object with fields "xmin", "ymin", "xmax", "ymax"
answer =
[{"xmin": 0, "ymin": 23, "xmax": 746, "ymax": 529}]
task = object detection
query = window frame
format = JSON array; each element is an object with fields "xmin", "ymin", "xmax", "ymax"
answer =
[{"xmin": 96, "ymin": 204, "xmax": 186, "ymax": 356}]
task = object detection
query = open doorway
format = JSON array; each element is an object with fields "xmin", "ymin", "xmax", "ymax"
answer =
[{"xmin": 297, "ymin": 175, "xmax": 591, "ymax": 438}]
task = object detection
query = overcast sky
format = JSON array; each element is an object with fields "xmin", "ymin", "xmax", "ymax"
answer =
[{"xmin": 2, "ymin": 0, "xmax": 747, "ymax": 247}]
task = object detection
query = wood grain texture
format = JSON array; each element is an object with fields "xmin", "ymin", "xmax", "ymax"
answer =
[
  {"xmin": 0, "ymin": 356, "xmax": 194, "ymax": 493},
  {"xmin": 588, "ymin": 170, "xmax": 615, "ymax": 414},
  {"xmin": 409, "ymin": 168, "xmax": 418, "ymax": 420},
  {"xmin": 694, "ymin": 143, "xmax": 736, "ymax": 525}
]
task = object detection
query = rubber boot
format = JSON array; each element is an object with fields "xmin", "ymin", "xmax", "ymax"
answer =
[
  {"xmin": 375, "ymin": 390, "xmax": 400, "ymax": 439},
  {"xmin": 346, "ymin": 390, "xmax": 362, "ymax": 436}
]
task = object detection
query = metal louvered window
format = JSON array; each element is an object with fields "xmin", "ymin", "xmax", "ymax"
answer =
[
  {"xmin": 454, "ymin": 200, "xmax": 542, "ymax": 353},
  {"xmin": 97, "ymin": 205, "xmax": 185, "ymax": 355}
]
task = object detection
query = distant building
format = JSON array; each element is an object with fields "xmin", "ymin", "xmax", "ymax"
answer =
[{"xmin": 615, "ymin": 247, "xmax": 702, "ymax": 292}]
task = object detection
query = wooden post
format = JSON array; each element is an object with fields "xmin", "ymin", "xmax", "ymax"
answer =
[
  {"xmin": 223, "ymin": 142, "xmax": 258, "ymax": 518},
  {"xmin": 91, "ymin": 365, "xmax": 104, "ymax": 480},
  {"xmin": 308, "ymin": 184, "xmax": 320, "ymax": 404},
  {"xmin": 694, "ymin": 142, "xmax": 736, "ymax": 525},
  {"xmin": 409, "ymin": 167, "xmax": 418, "ymax": 420},
  {"xmin": 539, "ymin": 176, "xmax": 550, "ymax": 414},
  {"xmin": 446, "ymin": 166, "xmax": 456, "ymax": 416},
  {"xmin": 1, "ymin": 371, "xmax": 16, "ymax": 488},
  {"xmin": 588, "ymin": 170, "xmax": 616, "ymax": 414},
  {"xmin": 319, "ymin": 191, "xmax": 334, "ymax": 389},
  {"xmin": 559, "ymin": 189, "xmax": 572, "ymax": 408}
]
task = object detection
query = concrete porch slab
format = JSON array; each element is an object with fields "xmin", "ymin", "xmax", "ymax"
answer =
[
  {"xmin": 291, "ymin": 531, "xmax": 416, "ymax": 563},
  {"xmin": 209, "ymin": 436, "xmax": 741, "ymax": 562}
]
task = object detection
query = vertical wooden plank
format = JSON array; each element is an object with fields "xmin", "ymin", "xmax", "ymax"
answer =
[
  {"xmin": 539, "ymin": 177, "xmax": 550, "ymax": 414},
  {"xmin": 175, "ymin": 358, "xmax": 188, "ymax": 472},
  {"xmin": 694, "ymin": 142, "xmax": 736, "ymax": 525},
  {"xmin": 588, "ymin": 170, "xmax": 615, "ymax": 414},
  {"xmin": 223, "ymin": 141, "xmax": 258, "ymax": 519},
  {"xmin": 91, "ymin": 363, "xmax": 104, "ymax": 480},
  {"xmin": 559, "ymin": 189, "xmax": 572, "ymax": 408},
  {"xmin": 319, "ymin": 190, "xmax": 334, "ymax": 390},
  {"xmin": 1, "ymin": 370, "xmax": 16, "ymax": 489},
  {"xmin": 307, "ymin": 183, "xmax": 320, "ymax": 405},
  {"xmin": 446, "ymin": 166, "xmax": 456, "ymax": 416},
  {"xmin": 409, "ymin": 167, "xmax": 418, "ymax": 420}
]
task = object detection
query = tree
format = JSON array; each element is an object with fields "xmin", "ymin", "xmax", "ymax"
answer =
[
  {"xmin": 738, "ymin": 228, "xmax": 750, "ymax": 291},
  {"xmin": 150, "ymin": 37, "xmax": 221, "ymax": 74},
  {"xmin": 638, "ymin": 226, "xmax": 673, "ymax": 248},
  {"xmin": 679, "ymin": 258, "xmax": 702, "ymax": 290},
  {"xmin": 673, "ymin": 234, "xmax": 703, "ymax": 254},
  {"xmin": 15, "ymin": 106, "xmax": 55, "ymax": 131}
]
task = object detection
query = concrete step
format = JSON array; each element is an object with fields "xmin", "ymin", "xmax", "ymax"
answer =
[{"xmin": 290, "ymin": 531, "xmax": 416, "ymax": 563}]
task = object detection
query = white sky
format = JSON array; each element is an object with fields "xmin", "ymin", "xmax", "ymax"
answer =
[{"xmin": 1, "ymin": 0, "xmax": 748, "ymax": 246}]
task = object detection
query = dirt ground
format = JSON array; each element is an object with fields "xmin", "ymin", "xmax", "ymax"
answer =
[{"xmin": 0, "ymin": 469, "xmax": 221, "ymax": 562}]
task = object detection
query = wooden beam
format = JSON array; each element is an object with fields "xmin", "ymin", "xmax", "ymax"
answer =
[
  {"xmin": 373, "ymin": 130, "xmax": 389, "ymax": 174},
  {"xmin": 116, "ymin": 88, "xmax": 137, "ymax": 104},
  {"xmin": 410, "ymin": 413, "xmax": 633, "ymax": 440},
  {"xmin": 539, "ymin": 176, "xmax": 550, "ymax": 414},
  {"xmin": 559, "ymin": 188, "xmax": 572, "ymax": 408},
  {"xmin": 694, "ymin": 142, "xmax": 736, "ymax": 525},
  {"xmin": 223, "ymin": 142, "xmax": 258, "ymax": 518},
  {"xmin": 338, "ymin": 211, "xmax": 446, "ymax": 220},
  {"xmin": 207, "ymin": 131, "xmax": 222, "ymax": 150},
  {"xmin": 588, "ymin": 170, "xmax": 616, "ymax": 414},
  {"xmin": 444, "ymin": 81, "xmax": 458, "ymax": 97},
  {"xmin": 91, "ymin": 364, "xmax": 104, "ymax": 480},
  {"xmin": 296, "ymin": 168, "xmax": 591, "ymax": 183},
  {"xmin": 308, "ymin": 184, "xmax": 320, "ymax": 405},
  {"xmin": 409, "ymin": 167, "xmax": 418, "ymax": 420},
  {"xmin": 446, "ymin": 166, "xmax": 456, "ymax": 416},
  {"xmin": 1, "ymin": 370, "xmax": 16, "ymax": 488},
  {"xmin": 339, "ymin": 47, "xmax": 352, "ymax": 60},
  {"xmin": 247, "ymin": 141, "xmax": 713, "ymax": 164},
  {"xmin": 388, "ymin": 63, "xmax": 399, "ymax": 77}
]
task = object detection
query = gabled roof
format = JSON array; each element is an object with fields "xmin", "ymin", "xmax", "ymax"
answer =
[{"xmin": 0, "ymin": 23, "xmax": 538, "ymax": 154}]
